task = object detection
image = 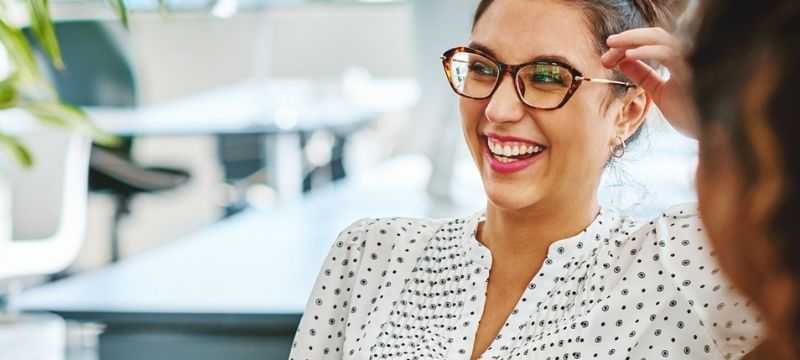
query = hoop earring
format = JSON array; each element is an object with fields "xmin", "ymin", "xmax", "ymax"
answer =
[{"xmin": 612, "ymin": 135, "xmax": 626, "ymax": 159}]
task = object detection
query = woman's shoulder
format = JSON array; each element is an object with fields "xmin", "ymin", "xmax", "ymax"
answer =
[
  {"xmin": 647, "ymin": 202, "xmax": 702, "ymax": 239},
  {"xmin": 337, "ymin": 216, "xmax": 454, "ymax": 240},
  {"xmin": 657, "ymin": 202, "xmax": 699, "ymax": 220},
  {"xmin": 605, "ymin": 202, "xmax": 709, "ymax": 270},
  {"xmin": 605, "ymin": 202, "xmax": 763, "ymax": 355},
  {"xmin": 333, "ymin": 214, "xmax": 473, "ymax": 255},
  {"xmin": 610, "ymin": 202, "xmax": 700, "ymax": 237}
]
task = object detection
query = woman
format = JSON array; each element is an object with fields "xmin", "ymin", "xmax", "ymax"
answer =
[
  {"xmin": 603, "ymin": 1, "xmax": 800, "ymax": 358},
  {"xmin": 290, "ymin": 1, "xmax": 762, "ymax": 359}
]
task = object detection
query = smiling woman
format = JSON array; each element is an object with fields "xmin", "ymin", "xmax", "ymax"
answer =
[{"xmin": 289, "ymin": 1, "xmax": 763, "ymax": 359}]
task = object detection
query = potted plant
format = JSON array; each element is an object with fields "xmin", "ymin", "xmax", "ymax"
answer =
[{"xmin": 0, "ymin": 0, "xmax": 130, "ymax": 168}]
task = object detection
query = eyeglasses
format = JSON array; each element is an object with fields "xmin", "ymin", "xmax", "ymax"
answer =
[{"xmin": 441, "ymin": 47, "xmax": 635, "ymax": 110}]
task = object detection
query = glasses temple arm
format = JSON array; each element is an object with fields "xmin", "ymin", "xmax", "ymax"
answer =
[{"xmin": 575, "ymin": 76, "xmax": 635, "ymax": 88}]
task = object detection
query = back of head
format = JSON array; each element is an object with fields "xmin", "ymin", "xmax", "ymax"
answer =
[{"xmin": 690, "ymin": 1, "xmax": 800, "ymax": 357}]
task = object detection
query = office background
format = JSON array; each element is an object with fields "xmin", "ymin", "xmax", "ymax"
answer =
[{"xmin": 0, "ymin": 1, "xmax": 698, "ymax": 359}]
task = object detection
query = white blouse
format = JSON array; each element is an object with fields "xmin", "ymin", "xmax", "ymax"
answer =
[{"xmin": 289, "ymin": 204, "xmax": 762, "ymax": 359}]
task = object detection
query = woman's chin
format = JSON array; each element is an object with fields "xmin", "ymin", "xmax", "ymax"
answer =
[{"xmin": 483, "ymin": 181, "xmax": 542, "ymax": 211}]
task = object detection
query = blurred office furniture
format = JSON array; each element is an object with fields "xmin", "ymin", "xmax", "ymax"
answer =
[
  {"xmin": 0, "ymin": 76, "xmax": 419, "ymax": 211},
  {"xmin": 216, "ymin": 134, "xmax": 271, "ymax": 216},
  {"xmin": 410, "ymin": 0, "xmax": 479, "ymax": 202},
  {"xmin": 0, "ymin": 131, "xmax": 92, "ymax": 360},
  {"xmin": 15, "ymin": 156, "xmax": 482, "ymax": 360},
  {"xmin": 1, "ymin": 132, "xmax": 92, "ymax": 279},
  {"xmin": 30, "ymin": 20, "xmax": 192, "ymax": 262}
]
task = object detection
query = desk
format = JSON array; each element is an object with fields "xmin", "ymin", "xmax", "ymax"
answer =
[
  {"xmin": 0, "ymin": 78, "xmax": 419, "ymax": 136},
  {"xmin": 0, "ymin": 77, "xmax": 420, "ymax": 218},
  {"xmin": 15, "ymin": 156, "xmax": 484, "ymax": 360}
]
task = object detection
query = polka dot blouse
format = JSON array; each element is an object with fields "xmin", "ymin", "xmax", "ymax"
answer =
[{"xmin": 290, "ymin": 204, "xmax": 762, "ymax": 359}]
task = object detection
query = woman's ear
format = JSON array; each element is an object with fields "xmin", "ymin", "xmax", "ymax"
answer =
[{"xmin": 614, "ymin": 87, "xmax": 652, "ymax": 140}]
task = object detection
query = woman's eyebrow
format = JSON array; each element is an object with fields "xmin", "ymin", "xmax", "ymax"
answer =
[
  {"xmin": 534, "ymin": 55, "xmax": 575, "ymax": 67},
  {"xmin": 467, "ymin": 41, "xmax": 497, "ymax": 58},
  {"xmin": 467, "ymin": 41, "xmax": 577, "ymax": 68}
]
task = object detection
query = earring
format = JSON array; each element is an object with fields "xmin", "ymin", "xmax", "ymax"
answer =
[{"xmin": 612, "ymin": 135, "xmax": 626, "ymax": 158}]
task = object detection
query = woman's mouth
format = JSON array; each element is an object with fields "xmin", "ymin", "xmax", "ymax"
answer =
[{"xmin": 483, "ymin": 135, "xmax": 547, "ymax": 174}]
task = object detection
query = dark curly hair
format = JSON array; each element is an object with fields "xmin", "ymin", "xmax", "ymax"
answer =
[{"xmin": 690, "ymin": 1, "xmax": 800, "ymax": 356}]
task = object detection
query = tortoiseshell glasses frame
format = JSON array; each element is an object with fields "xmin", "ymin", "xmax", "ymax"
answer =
[{"xmin": 441, "ymin": 46, "xmax": 636, "ymax": 110}]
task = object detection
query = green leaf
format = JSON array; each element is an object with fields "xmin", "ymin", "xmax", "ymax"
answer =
[
  {"xmin": 0, "ymin": 20, "xmax": 44, "ymax": 84},
  {"xmin": 21, "ymin": 101, "xmax": 119, "ymax": 146},
  {"xmin": 27, "ymin": 0, "xmax": 64, "ymax": 69},
  {"xmin": 0, "ymin": 133, "xmax": 33, "ymax": 168},
  {"xmin": 0, "ymin": 0, "xmax": 133, "ymax": 168},
  {"xmin": 106, "ymin": 0, "xmax": 129, "ymax": 29},
  {"xmin": 0, "ymin": 74, "xmax": 19, "ymax": 109}
]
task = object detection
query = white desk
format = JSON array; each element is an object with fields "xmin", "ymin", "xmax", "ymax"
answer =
[
  {"xmin": 0, "ymin": 78, "xmax": 420, "ymax": 136},
  {"xmin": 15, "ymin": 156, "xmax": 483, "ymax": 360}
]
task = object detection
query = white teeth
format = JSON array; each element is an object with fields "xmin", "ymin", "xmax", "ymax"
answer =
[{"xmin": 487, "ymin": 137, "xmax": 546, "ymax": 158}]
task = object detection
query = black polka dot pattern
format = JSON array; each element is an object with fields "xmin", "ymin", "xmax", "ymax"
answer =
[{"xmin": 289, "ymin": 204, "xmax": 762, "ymax": 359}]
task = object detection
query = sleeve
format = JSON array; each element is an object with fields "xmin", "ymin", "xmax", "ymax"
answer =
[
  {"xmin": 289, "ymin": 218, "xmax": 370, "ymax": 360},
  {"xmin": 655, "ymin": 203, "xmax": 764, "ymax": 358}
]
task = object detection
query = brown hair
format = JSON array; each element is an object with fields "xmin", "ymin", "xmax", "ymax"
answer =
[
  {"xmin": 691, "ymin": 1, "xmax": 800, "ymax": 356},
  {"xmin": 473, "ymin": 0, "xmax": 679, "ymax": 60}
]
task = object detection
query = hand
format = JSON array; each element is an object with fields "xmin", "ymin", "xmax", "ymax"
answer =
[{"xmin": 602, "ymin": 27, "xmax": 699, "ymax": 138}]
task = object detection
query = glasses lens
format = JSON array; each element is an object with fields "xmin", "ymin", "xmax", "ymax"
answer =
[
  {"xmin": 517, "ymin": 63, "xmax": 573, "ymax": 109},
  {"xmin": 446, "ymin": 51, "xmax": 499, "ymax": 99}
]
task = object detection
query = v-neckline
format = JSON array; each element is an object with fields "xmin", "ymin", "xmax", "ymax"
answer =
[{"xmin": 459, "ymin": 209, "xmax": 613, "ymax": 360}]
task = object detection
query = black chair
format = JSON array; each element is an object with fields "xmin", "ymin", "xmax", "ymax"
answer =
[
  {"xmin": 27, "ymin": 20, "xmax": 191, "ymax": 263},
  {"xmin": 216, "ymin": 131, "xmax": 348, "ymax": 217},
  {"xmin": 216, "ymin": 134, "xmax": 271, "ymax": 217}
]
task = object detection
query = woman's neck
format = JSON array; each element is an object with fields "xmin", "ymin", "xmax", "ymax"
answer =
[{"xmin": 480, "ymin": 196, "xmax": 600, "ymax": 261}]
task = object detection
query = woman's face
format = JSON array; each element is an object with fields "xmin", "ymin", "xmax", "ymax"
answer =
[{"xmin": 462, "ymin": 0, "xmax": 645, "ymax": 212}]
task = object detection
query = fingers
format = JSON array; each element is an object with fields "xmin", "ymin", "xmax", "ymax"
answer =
[
  {"xmin": 606, "ymin": 27, "xmax": 680, "ymax": 50},
  {"xmin": 602, "ymin": 46, "xmax": 673, "ymax": 72},
  {"xmin": 603, "ymin": 27, "xmax": 684, "ymax": 69},
  {"xmin": 600, "ymin": 48, "xmax": 626, "ymax": 68},
  {"xmin": 624, "ymin": 45, "xmax": 684, "ymax": 71},
  {"xmin": 617, "ymin": 59, "xmax": 666, "ymax": 100},
  {"xmin": 625, "ymin": 45, "xmax": 674, "ymax": 62}
]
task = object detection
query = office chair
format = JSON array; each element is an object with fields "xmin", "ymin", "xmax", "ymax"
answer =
[
  {"xmin": 27, "ymin": 20, "xmax": 191, "ymax": 262},
  {"xmin": 0, "ymin": 131, "xmax": 91, "ymax": 360}
]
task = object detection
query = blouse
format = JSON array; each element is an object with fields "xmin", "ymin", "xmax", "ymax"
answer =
[{"xmin": 289, "ymin": 203, "xmax": 762, "ymax": 359}]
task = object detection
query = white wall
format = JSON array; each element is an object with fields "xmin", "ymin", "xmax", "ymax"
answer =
[{"xmin": 126, "ymin": 4, "xmax": 413, "ymax": 104}]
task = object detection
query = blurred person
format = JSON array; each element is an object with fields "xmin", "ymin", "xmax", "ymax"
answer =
[
  {"xmin": 605, "ymin": 0, "xmax": 800, "ymax": 358},
  {"xmin": 290, "ymin": 1, "xmax": 763, "ymax": 359}
]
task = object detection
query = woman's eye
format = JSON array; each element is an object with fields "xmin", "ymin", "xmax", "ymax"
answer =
[
  {"xmin": 470, "ymin": 62, "xmax": 497, "ymax": 76},
  {"xmin": 531, "ymin": 73, "xmax": 563, "ymax": 84},
  {"xmin": 528, "ymin": 65, "xmax": 566, "ymax": 85}
]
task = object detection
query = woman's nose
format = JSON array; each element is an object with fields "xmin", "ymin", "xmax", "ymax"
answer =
[{"xmin": 485, "ymin": 73, "xmax": 526, "ymax": 124}]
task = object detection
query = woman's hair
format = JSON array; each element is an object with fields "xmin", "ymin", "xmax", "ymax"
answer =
[
  {"xmin": 690, "ymin": 0, "xmax": 800, "ymax": 349},
  {"xmin": 473, "ymin": 0, "xmax": 680, "ymax": 90},
  {"xmin": 472, "ymin": 0, "xmax": 682, "ymax": 150}
]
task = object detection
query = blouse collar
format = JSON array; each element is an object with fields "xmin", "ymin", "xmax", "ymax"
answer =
[{"xmin": 462, "ymin": 207, "xmax": 617, "ymax": 263}]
